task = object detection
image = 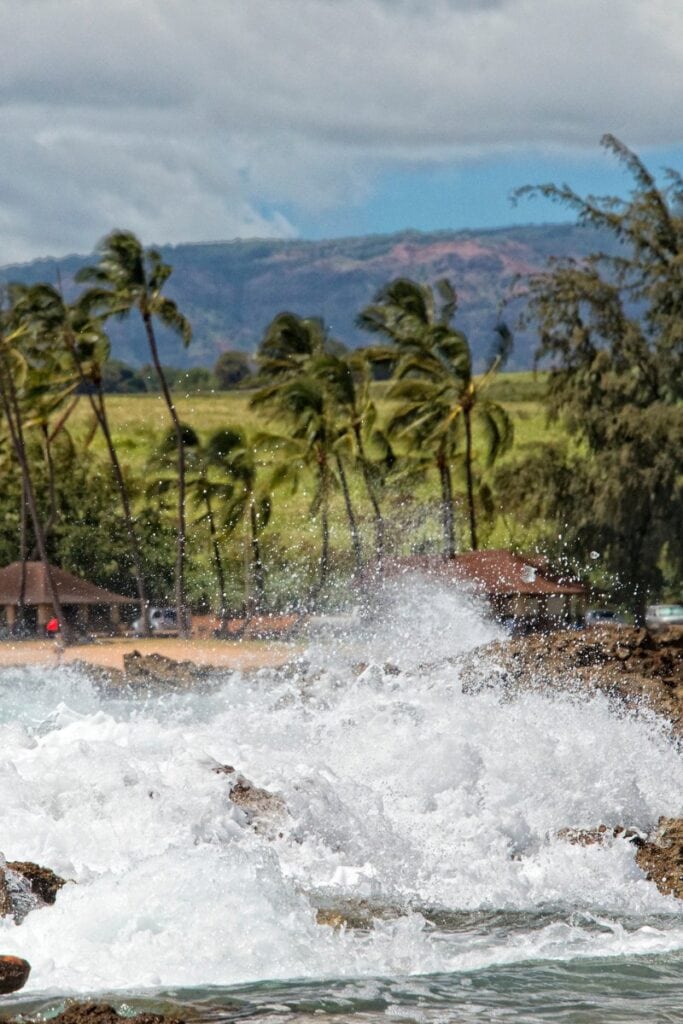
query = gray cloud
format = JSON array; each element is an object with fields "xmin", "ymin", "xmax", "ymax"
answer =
[{"xmin": 0, "ymin": 0, "xmax": 681, "ymax": 262}]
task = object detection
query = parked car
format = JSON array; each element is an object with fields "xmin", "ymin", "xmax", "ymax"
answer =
[
  {"xmin": 584, "ymin": 609, "xmax": 628, "ymax": 627},
  {"xmin": 132, "ymin": 607, "xmax": 178, "ymax": 634},
  {"xmin": 645, "ymin": 604, "xmax": 683, "ymax": 631}
]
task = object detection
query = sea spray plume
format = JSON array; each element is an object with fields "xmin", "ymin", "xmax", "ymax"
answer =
[{"xmin": 0, "ymin": 577, "xmax": 682, "ymax": 995}]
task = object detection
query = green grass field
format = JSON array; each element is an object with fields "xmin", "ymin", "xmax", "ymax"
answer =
[{"xmin": 63, "ymin": 372, "xmax": 566, "ymax": 607}]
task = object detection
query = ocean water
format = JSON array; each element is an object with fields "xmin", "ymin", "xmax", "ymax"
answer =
[{"xmin": 1, "ymin": 577, "xmax": 682, "ymax": 1023}]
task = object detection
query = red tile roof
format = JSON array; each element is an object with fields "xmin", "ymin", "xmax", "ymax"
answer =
[{"xmin": 384, "ymin": 550, "xmax": 586, "ymax": 596}]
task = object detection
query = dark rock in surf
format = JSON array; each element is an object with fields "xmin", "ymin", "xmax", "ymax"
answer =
[
  {"xmin": 7, "ymin": 860, "xmax": 66, "ymax": 905},
  {"xmin": 5, "ymin": 1003, "xmax": 184, "ymax": 1024},
  {"xmin": 0, "ymin": 955, "xmax": 30, "ymax": 994},
  {"xmin": 213, "ymin": 764, "xmax": 289, "ymax": 836},
  {"xmin": 0, "ymin": 859, "xmax": 67, "ymax": 923},
  {"xmin": 68, "ymin": 659, "xmax": 126, "ymax": 691},
  {"xmin": 636, "ymin": 817, "xmax": 683, "ymax": 900},
  {"xmin": 122, "ymin": 651, "xmax": 214, "ymax": 690},
  {"xmin": 556, "ymin": 825, "xmax": 645, "ymax": 847},
  {"xmin": 460, "ymin": 626, "xmax": 683, "ymax": 731}
]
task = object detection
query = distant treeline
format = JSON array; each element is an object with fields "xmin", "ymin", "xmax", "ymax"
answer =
[{"xmin": 95, "ymin": 350, "xmax": 255, "ymax": 393}]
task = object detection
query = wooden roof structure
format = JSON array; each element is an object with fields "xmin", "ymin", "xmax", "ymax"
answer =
[{"xmin": 0, "ymin": 562, "xmax": 135, "ymax": 606}]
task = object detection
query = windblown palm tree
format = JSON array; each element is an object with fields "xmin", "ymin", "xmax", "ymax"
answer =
[
  {"xmin": 9, "ymin": 282, "xmax": 151, "ymax": 633},
  {"xmin": 360, "ymin": 277, "xmax": 513, "ymax": 553},
  {"xmin": 77, "ymin": 232, "xmax": 192, "ymax": 635},
  {"xmin": 151, "ymin": 424, "xmax": 233, "ymax": 632},
  {"xmin": 254, "ymin": 314, "xmax": 364, "ymax": 587},
  {"xmin": 205, "ymin": 428, "xmax": 271, "ymax": 616},
  {"xmin": 0, "ymin": 311, "xmax": 70, "ymax": 639},
  {"xmin": 311, "ymin": 351, "xmax": 392, "ymax": 565}
]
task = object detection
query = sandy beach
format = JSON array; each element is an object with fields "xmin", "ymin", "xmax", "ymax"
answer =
[{"xmin": 0, "ymin": 636, "xmax": 299, "ymax": 673}]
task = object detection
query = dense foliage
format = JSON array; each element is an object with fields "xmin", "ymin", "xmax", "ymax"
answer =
[
  {"xmin": 504, "ymin": 136, "xmax": 683, "ymax": 618},
  {"xmin": 0, "ymin": 140, "xmax": 680, "ymax": 636}
]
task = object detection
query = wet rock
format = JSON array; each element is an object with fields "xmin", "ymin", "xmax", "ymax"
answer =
[
  {"xmin": 6, "ymin": 860, "xmax": 66, "ymax": 905},
  {"xmin": 6, "ymin": 1003, "xmax": 183, "ymax": 1024},
  {"xmin": 0, "ymin": 857, "xmax": 67, "ymax": 923},
  {"xmin": 460, "ymin": 626, "xmax": 683, "ymax": 731},
  {"xmin": 69, "ymin": 660, "xmax": 125, "ymax": 691},
  {"xmin": 556, "ymin": 825, "xmax": 645, "ymax": 847},
  {"xmin": 315, "ymin": 897, "xmax": 406, "ymax": 930},
  {"xmin": 122, "ymin": 652, "xmax": 215, "ymax": 690},
  {"xmin": 636, "ymin": 817, "xmax": 683, "ymax": 899},
  {"xmin": 214, "ymin": 764, "xmax": 289, "ymax": 836},
  {"xmin": 0, "ymin": 955, "xmax": 30, "ymax": 994},
  {"xmin": 0, "ymin": 871, "xmax": 12, "ymax": 918}
]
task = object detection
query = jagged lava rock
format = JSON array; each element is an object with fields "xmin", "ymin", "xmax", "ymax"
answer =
[
  {"xmin": 122, "ymin": 651, "xmax": 215, "ymax": 690},
  {"xmin": 0, "ymin": 858, "xmax": 66, "ymax": 923},
  {"xmin": 213, "ymin": 764, "xmax": 289, "ymax": 836},
  {"xmin": 6, "ymin": 860, "xmax": 65, "ymax": 904},
  {"xmin": 636, "ymin": 817, "xmax": 683, "ymax": 899},
  {"xmin": 460, "ymin": 626, "xmax": 683, "ymax": 730},
  {"xmin": 5, "ymin": 1004, "xmax": 183, "ymax": 1024}
]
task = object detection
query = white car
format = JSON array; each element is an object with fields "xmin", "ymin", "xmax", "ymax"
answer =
[
  {"xmin": 645, "ymin": 604, "xmax": 683, "ymax": 630},
  {"xmin": 132, "ymin": 607, "xmax": 178, "ymax": 634}
]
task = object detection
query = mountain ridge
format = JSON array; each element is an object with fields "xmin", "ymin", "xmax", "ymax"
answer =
[{"xmin": 0, "ymin": 223, "xmax": 610, "ymax": 370}]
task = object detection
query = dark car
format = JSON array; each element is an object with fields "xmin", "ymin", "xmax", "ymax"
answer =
[{"xmin": 584, "ymin": 609, "xmax": 628, "ymax": 627}]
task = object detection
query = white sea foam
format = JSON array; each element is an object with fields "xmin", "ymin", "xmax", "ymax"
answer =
[{"xmin": 0, "ymin": 576, "xmax": 682, "ymax": 994}]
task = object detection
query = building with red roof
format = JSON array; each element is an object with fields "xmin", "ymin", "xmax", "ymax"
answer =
[{"xmin": 383, "ymin": 549, "xmax": 587, "ymax": 628}]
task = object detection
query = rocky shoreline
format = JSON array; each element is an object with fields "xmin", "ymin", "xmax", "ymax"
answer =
[{"xmin": 2, "ymin": 629, "xmax": 682, "ymax": 997}]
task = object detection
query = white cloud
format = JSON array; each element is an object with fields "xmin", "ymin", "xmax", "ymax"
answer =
[{"xmin": 0, "ymin": 0, "xmax": 681, "ymax": 262}]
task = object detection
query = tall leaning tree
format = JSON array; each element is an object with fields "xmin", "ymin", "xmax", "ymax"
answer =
[
  {"xmin": 77, "ymin": 232, "xmax": 192, "ymax": 636},
  {"xmin": 359, "ymin": 277, "xmax": 513, "ymax": 554},
  {"xmin": 0, "ymin": 310, "xmax": 71, "ymax": 640},
  {"xmin": 10, "ymin": 282, "xmax": 151, "ymax": 634}
]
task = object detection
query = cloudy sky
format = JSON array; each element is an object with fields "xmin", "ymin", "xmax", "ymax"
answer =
[{"xmin": 1, "ymin": 0, "xmax": 682, "ymax": 264}]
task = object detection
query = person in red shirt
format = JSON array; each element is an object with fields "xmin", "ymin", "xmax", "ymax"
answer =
[{"xmin": 45, "ymin": 616, "xmax": 60, "ymax": 636}]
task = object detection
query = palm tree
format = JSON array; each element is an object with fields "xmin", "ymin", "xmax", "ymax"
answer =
[
  {"xmin": 77, "ymin": 231, "xmax": 193, "ymax": 636},
  {"xmin": 150, "ymin": 424, "xmax": 234, "ymax": 632},
  {"xmin": 0, "ymin": 313, "xmax": 71, "ymax": 640},
  {"xmin": 359, "ymin": 277, "xmax": 513, "ymax": 553},
  {"xmin": 311, "ymin": 351, "xmax": 392, "ymax": 565},
  {"xmin": 255, "ymin": 313, "xmax": 370, "ymax": 587},
  {"xmin": 9, "ymin": 282, "xmax": 151, "ymax": 633},
  {"xmin": 253, "ymin": 375, "xmax": 337, "ymax": 596},
  {"xmin": 205, "ymin": 428, "xmax": 271, "ymax": 616}
]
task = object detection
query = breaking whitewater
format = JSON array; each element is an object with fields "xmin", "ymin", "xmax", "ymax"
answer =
[{"xmin": 1, "ymin": 577, "xmax": 683, "ymax": 1023}]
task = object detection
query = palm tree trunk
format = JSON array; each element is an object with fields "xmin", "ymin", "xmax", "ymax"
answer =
[
  {"xmin": 437, "ymin": 448, "xmax": 456, "ymax": 559},
  {"xmin": 354, "ymin": 425, "xmax": 384, "ymax": 564},
  {"xmin": 464, "ymin": 408, "xmax": 478, "ymax": 550},
  {"xmin": 64, "ymin": 333, "xmax": 150, "ymax": 635},
  {"xmin": 317, "ymin": 457, "xmax": 330, "ymax": 594},
  {"xmin": 334, "ymin": 452, "xmax": 363, "ymax": 574},
  {"xmin": 141, "ymin": 309, "xmax": 189, "ymax": 637},
  {"xmin": 203, "ymin": 487, "xmax": 229, "ymax": 632},
  {"xmin": 249, "ymin": 498, "xmax": 265, "ymax": 613},
  {"xmin": 92, "ymin": 386, "xmax": 150, "ymax": 634},
  {"xmin": 0, "ymin": 358, "xmax": 71, "ymax": 642},
  {"xmin": 40, "ymin": 422, "xmax": 58, "ymax": 542},
  {"xmin": 17, "ymin": 475, "xmax": 28, "ymax": 636}
]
